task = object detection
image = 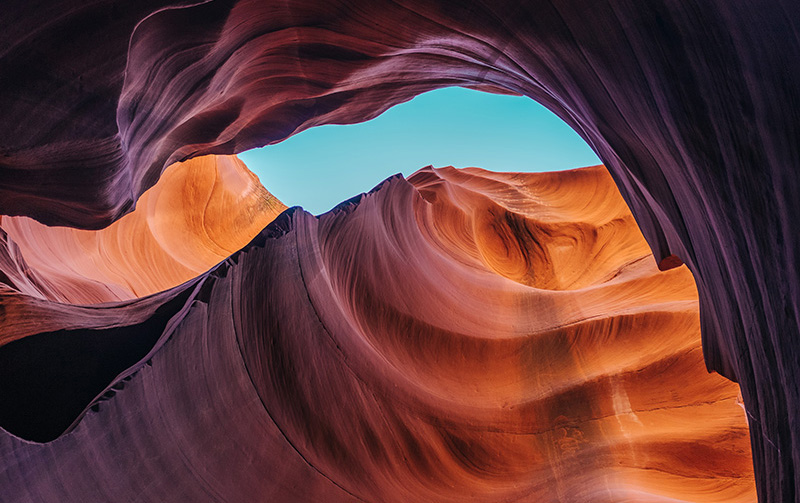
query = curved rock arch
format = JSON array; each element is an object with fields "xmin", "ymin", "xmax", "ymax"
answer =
[{"xmin": 1, "ymin": 1, "xmax": 798, "ymax": 500}]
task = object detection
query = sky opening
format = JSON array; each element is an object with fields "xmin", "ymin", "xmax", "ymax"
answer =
[{"xmin": 239, "ymin": 86, "xmax": 601, "ymax": 215}]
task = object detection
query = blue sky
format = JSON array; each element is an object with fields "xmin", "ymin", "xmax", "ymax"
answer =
[{"xmin": 239, "ymin": 86, "xmax": 600, "ymax": 215}]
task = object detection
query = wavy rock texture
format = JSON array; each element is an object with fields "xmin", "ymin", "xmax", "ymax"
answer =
[
  {"xmin": 0, "ymin": 166, "xmax": 754, "ymax": 502},
  {"xmin": 0, "ymin": 154, "xmax": 285, "ymax": 305},
  {"xmin": 1, "ymin": 1, "xmax": 797, "ymax": 500}
]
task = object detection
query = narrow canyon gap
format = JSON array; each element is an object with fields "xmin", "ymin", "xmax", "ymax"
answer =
[{"xmin": 1, "ymin": 1, "xmax": 798, "ymax": 501}]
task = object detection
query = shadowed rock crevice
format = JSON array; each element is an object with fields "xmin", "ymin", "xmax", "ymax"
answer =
[{"xmin": 0, "ymin": 285, "xmax": 196, "ymax": 442}]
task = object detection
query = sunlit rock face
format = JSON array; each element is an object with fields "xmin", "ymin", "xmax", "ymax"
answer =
[
  {"xmin": 1, "ymin": 1, "xmax": 797, "ymax": 500},
  {"xmin": 0, "ymin": 154, "xmax": 284, "ymax": 305},
  {"xmin": 0, "ymin": 166, "xmax": 754, "ymax": 502}
]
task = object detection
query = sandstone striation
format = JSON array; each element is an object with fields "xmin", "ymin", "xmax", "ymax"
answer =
[
  {"xmin": 1, "ymin": 1, "xmax": 797, "ymax": 499},
  {"xmin": 1, "ymin": 154, "xmax": 284, "ymax": 305},
  {"xmin": 0, "ymin": 166, "xmax": 755, "ymax": 502}
]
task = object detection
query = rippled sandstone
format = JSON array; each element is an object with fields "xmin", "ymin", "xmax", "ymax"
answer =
[
  {"xmin": 0, "ymin": 165, "xmax": 755, "ymax": 502},
  {"xmin": 0, "ymin": 154, "xmax": 285, "ymax": 305},
  {"xmin": 1, "ymin": 1, "xmax": 797, "ymax": 500}
]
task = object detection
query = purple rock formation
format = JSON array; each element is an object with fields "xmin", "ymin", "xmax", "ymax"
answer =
[
  {"xmin": 0, "ymin": 172, "xmax": 756, "ymax": 501},
  {"xmin": 1, "ymin": 1, "xmax": 798, "ymax": 500}
]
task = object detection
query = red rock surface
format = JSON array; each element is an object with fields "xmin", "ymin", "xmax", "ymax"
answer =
[
  {"xmin": 0, "ymin": 165, "xmax": 755, "ymax": 502},
  {"xmin": 1, "ymin": 1, "xmax": 798, "ymax": 500},
  {"xmin": 0, "ymin": 154, "xmax": 284, "ymax": 305}
]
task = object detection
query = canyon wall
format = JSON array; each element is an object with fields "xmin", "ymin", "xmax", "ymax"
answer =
[
  {"xmin": 1, "ymin": 1, "xmax": 797, "ymax": 500},
  {"xmin": 1, "ymin": 154, "xmax": 284, "ymax": 304},
  {"xmin": 0, "ymin": 165, "xmax": 755, "ymax": 501}
]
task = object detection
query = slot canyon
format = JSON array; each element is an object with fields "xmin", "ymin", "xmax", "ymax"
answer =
[{"xmin": 1, "ymin": 1, "xmax": 797, "ymax": 502}]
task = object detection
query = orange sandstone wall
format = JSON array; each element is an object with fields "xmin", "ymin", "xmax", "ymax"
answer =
[
  {"xmin": 1, "ymin": 154, "xmax": 284, "ymax": 304},
  {"xmin": 1, "ymin": 4, "xmax": 798, "ymax": 498},
  {"xmin": 0, "ymin": 164, "xmax": 755, "ymax": 502}
]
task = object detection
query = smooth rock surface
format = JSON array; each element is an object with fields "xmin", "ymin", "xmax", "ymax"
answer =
[
  {"xmin": 1, "ymin": 154, "xmax": 284, "ymax": 304},
  {"xmin": 1, "ymin": 1, "xmax": 797, "ymax": 499},
  {"xmin": 0, "ymin": 166, "xmax": 755, "ymax": 502}
]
